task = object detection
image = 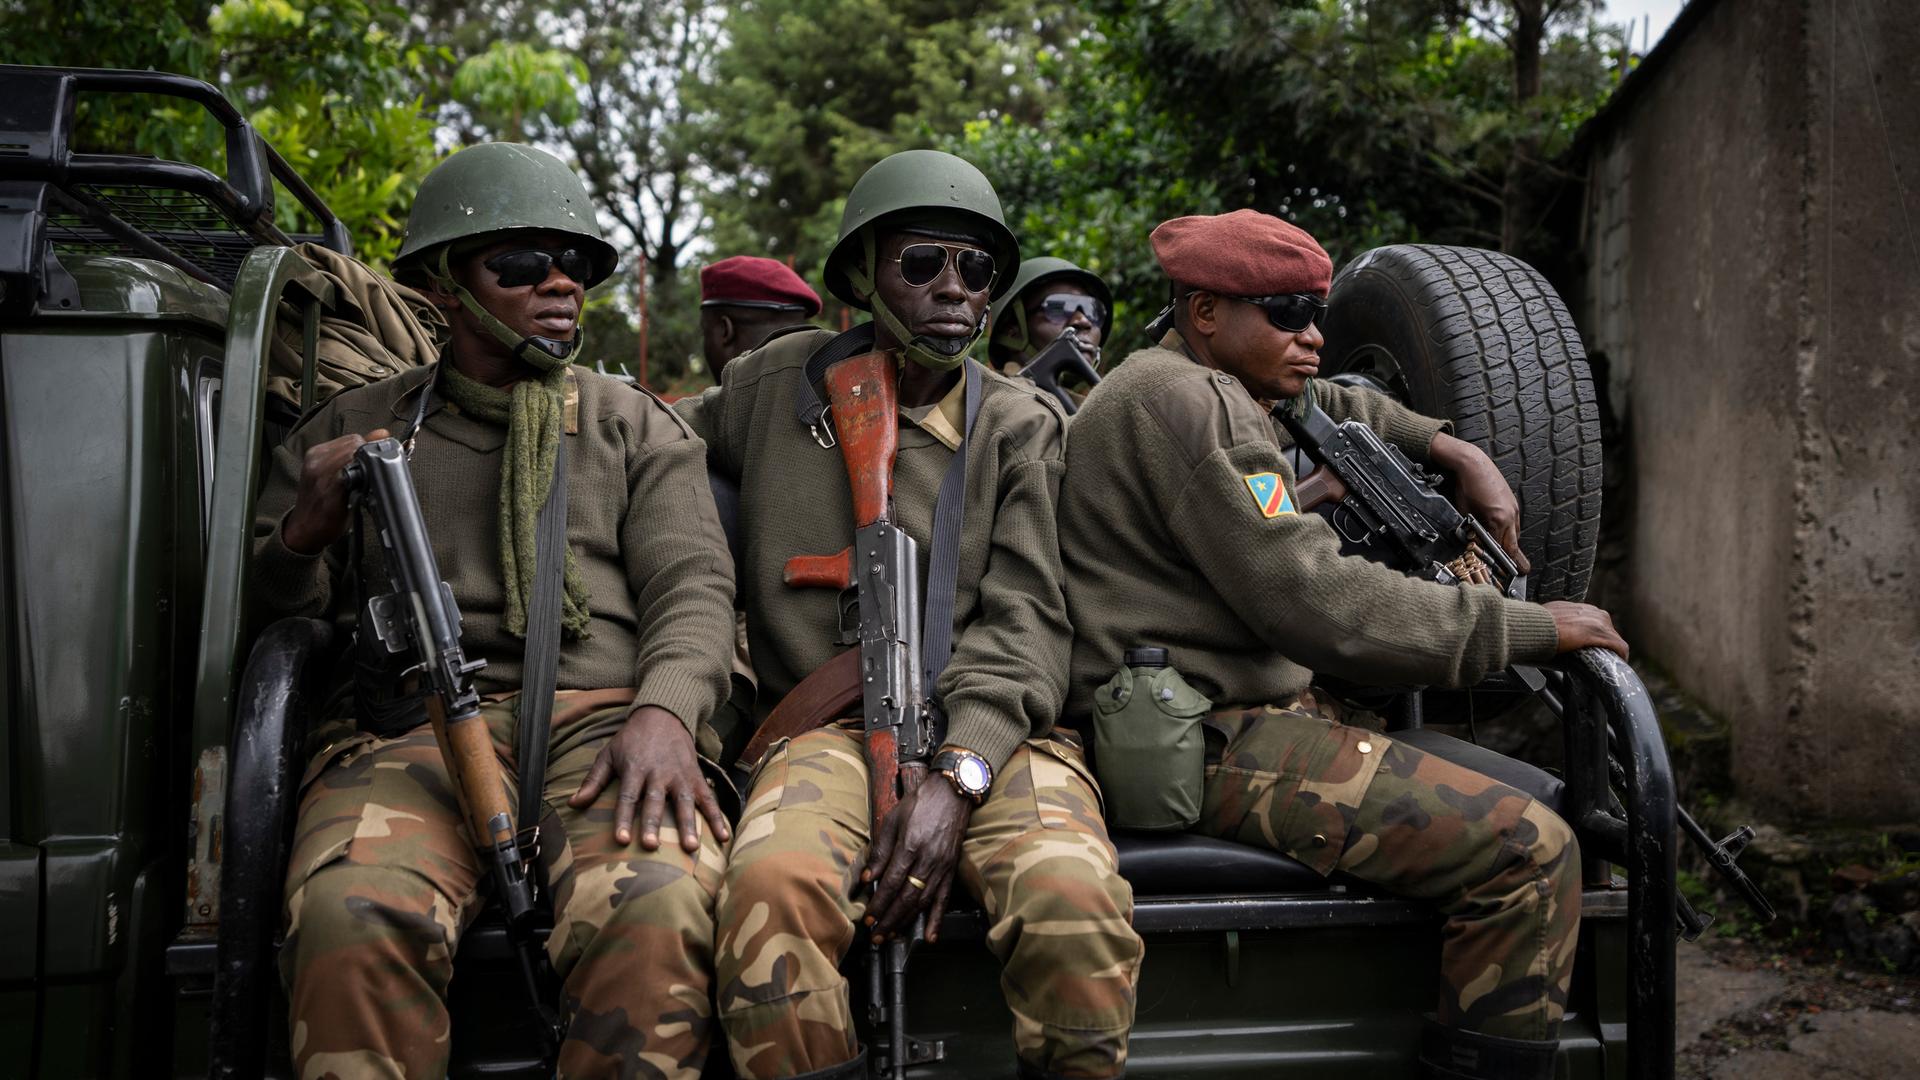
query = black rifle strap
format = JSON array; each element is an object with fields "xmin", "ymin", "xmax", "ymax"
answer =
[
  {"xmin": 516, "ymin": 425, "xmax": 569, "ymax": 851},
  {"xmin": 920, "ymin": 358, "xmax": 983, "ymax": 744}
]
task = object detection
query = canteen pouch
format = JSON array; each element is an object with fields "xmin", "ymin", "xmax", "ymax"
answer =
[{"xmin": 1091, "ymin": 650, "xmax": 1211, "ymax": 831}]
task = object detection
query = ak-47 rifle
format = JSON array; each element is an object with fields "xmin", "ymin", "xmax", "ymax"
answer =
[
  {"xmin": 778, "ymin": 351, "xmax": 944, "ymax": 1079},
  {"xmin": 1273, "ymin": 396, "xmax": 1776, "ymax": 936},
  {"xmin": 344, "ymin": 437, "xmax": 565, "ymax": 1052},
  {"xmin": 1018, "ymin": 326, "xmax": 1101, "ymax": 415}
]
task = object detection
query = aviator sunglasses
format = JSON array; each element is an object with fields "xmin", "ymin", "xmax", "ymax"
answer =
[
  {"xmin": 1031, "ymin": 292, "xmax": 1108, "ymax": 326},
  {"xmin": 484, "ymin": 248, "xmax": 594, "ymax": 288},
  {"xmin": 1232, "ymin": 292, "xmax": 1328, "ymax": 333},
  {"xmin": 893, "ymin": 243, "xmax": 997, "ymax": 293}
]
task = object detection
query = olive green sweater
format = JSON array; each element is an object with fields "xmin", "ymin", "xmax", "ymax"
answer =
[
  {"xmin": 1060, "ymin": 340, "xmax": 1560, "ymax": 719},
  {"xmin": 675, "ymin": 330, "xmax": 1071, "ymax": 773},
  {"xmin": 252, "ymin": 364, "xmax": 737, "ymax": 735}
]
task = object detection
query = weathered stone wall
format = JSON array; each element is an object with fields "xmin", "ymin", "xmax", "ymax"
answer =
[{"xmin": 1575, "ymin": 0, "xmax": 1920, "ymax": 823}]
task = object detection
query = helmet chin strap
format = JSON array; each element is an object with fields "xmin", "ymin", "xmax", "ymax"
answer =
[
  {"xmin": 433, "ymin": 246, "xmax": 582, "ymax": 373},
  {"xmin": 846, "ymin": 228, "xmax": 983, "ymax": 373}
]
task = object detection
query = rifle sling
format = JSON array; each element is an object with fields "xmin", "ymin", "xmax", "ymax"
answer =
[
  {"xmin": 919, "ymin": 358, "xmax": 982, "ymax": 745},
  {"xmin": 516, "ymin": 420, "xmax": 568, "ymax": 853},
  {"xmin": 733, "ymin": 647, "xmax": 862, "ymax": 781}
]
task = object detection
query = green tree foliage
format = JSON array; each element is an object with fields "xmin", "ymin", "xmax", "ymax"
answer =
[
  {"xmin": 452, "ymin": 42, "xmax": 589, "ymax": 142},
  {"xmin": 951, "ymin": 0, "xmax": 1628, "ymax": 356},
  {"xmin": 4, "ymin": 0, "xmax": 1631, "ymax": 381},
  {"xmin": 692, "ymin": 0, "xmax": 1081, "ymax": 313},
  {"xmin": 2, "ymin": 0, "xmax": 442, "ymax": 266}
]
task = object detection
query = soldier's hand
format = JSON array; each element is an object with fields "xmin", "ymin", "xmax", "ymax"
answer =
[
  {"xmin": 281, "ymin": 428, "xmax": 391, "ymax": 555},
  {"xmin": 1544, "ymin": 601, "xmax": 1629, "ymax": 659},
  {"xmin": 1429, "ymin": 432, "xmax": 1530, "ymax": 574},
  {"xmin": 569, "ymin": 705, "xmax": 731, "ymax": 852},
  {"xmin": 861, "ymin": 773, "xmax": 970, "ymax": 942}
]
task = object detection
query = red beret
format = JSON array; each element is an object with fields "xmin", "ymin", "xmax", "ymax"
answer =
[
  {"xmin": 699, "ymin": 255, "xmax": 822, "ymax": 316},
  {"xmin": 1149, "ymin": 209, "xmax": 1332, "ymax": 297}
]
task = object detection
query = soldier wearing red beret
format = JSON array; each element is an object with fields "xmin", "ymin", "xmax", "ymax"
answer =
[
  {"xmin": 1056, "ymin": 209, "xmax": 1629, "ymax": 1080},
  {"xmin": 699, "ymin": 255, "xmax": 823, "ymax": 377}
]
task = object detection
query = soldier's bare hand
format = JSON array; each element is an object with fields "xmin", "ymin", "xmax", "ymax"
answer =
[
  {"xmin": 282, "ymin": 428, "xmax": 390, "ymax": 555},
  {"xmin": 861, "ymin": 774, "xmax": 970, "ymax": 941},
  {"xmin": 569, "ymin": 705, "xmax": 730, "ymax": 852},
  {"xmin": 1430, "ymin": 432, "xmax": 1530, "ymax": 574},
  {"xmin": 1544, "ymin": 601, "xmax": 1629, "ymax": 659}
]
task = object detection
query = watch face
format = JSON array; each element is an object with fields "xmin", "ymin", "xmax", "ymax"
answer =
[{"xmin": 956, "ymin": 756, "xmax": 991, "ymax": 794}]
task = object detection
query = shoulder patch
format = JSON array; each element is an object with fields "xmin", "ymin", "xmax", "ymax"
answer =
[{"xmin": 1243, "ymin": 472, "xmax": 1296, "ymax": 518}]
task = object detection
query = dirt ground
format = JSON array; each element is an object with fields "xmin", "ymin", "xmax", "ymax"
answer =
[{"xmin": 1676, "ymin": 937, "xmax": 1920, "ymax": 1079}]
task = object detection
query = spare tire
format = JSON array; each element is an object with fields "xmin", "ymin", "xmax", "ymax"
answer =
[{"xmin": 1319, "ymin": 244, "xmax": 1602, "ymax": 602}]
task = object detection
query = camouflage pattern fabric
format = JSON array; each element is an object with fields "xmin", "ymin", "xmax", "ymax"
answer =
[
  {"xmin": 281, "ymin": 689, "xmax": 726, "ymax": 1079},
  {"xmin": 1199, "ymin": 701, "xmax": 1581, "ymax": 1041},
  {"xmin": 714, "ymin": 724, "xmax": 1141, "ymax": 1079}
]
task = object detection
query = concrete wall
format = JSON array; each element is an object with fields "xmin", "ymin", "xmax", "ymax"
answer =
[{"xmin": 1576, "ymin": 0, "xmax": 1920, "ymax": 823}]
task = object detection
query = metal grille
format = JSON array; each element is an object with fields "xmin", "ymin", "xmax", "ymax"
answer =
[{"xmin": 47, "ymin": 184, "xmax": 263, "ymax": 287}]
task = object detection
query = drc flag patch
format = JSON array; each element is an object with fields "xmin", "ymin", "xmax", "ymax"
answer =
[{"xmin": 1243, "ymin": 472, "xmax": 1295, "ymax": 518}]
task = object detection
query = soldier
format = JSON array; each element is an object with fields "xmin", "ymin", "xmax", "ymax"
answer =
[
  {"xmin": 1057, "ymin": 209, "xmax": 1628, "ymax": 1080},
  {"xmin": 254, "ymin": 143, "xmax": 738, "ymax": 1078},
  {"xmin": 700, "ymin": 255, "xmax": 823, "ymax": 378},
  {"xmin": 984, "ymin": 255, "xmax": 1112, "ymax": 375},
  {"xmin": 676, "ymin": 150, "xmax": 1142, "ymax": 1080}
]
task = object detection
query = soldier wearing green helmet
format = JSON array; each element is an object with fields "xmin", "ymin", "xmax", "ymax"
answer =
[
  {"xmin": 986, "ymin": 255, "xmax": 1114, "ymax": 412},
  {"xmin": 677, "ymin": 149, "xmax": 1141, "ymax": 1080},
  {"xmin": 254, "ymin": 143, "xmax": 738, "ymax": 1078},
  {"xmin": 986, "ymin": 255, "xmax": 1113, "ymax": 372}
]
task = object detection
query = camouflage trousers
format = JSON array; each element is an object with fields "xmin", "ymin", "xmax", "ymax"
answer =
[
  {"xmin": 1199, "ymin": 701, "xmax": 1581, "ymax": 1041},
  {"xmin": 280, "ymin": 688, "xmax": 726, "ymax": 1079},
  {"xmin": 715, "ymin": 724, "xmax": 1142, "ymax": 1079}
]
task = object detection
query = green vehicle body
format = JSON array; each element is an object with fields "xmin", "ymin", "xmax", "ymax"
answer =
[{"xmin": 0, "ymin": 65, "xmax": 1681, "ymax": 1079}]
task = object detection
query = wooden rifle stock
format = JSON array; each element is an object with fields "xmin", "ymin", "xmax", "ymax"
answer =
[
  {"xmin": 779, "ymin": 351, "xmax": 905, "ymax": 822},
  {"xmin": 424, "ymin": 696, "xmax": 516, "ymax": 857},
  {"xmin": 824, "ymin": 351, "xmax": 900, "ymax": 527}
]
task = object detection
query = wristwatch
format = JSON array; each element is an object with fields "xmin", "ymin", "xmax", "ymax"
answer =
[{"xmin": 930, "ymin": 748, "xmax": 993, "ymax": 804}]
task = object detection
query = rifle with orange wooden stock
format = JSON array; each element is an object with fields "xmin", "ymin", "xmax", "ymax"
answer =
[
  {"xmin": 743, "ymin": 350, "xmax": 940, "ymax": 1078},
  {"xmin": 344, "ymin": 437, "xmax": 565, "ymax": 1054}
]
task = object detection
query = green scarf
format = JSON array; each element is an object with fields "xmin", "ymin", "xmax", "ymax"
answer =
[{"xmin": 438, "ymin": 362, "xmax": 593, "ymax": 640}]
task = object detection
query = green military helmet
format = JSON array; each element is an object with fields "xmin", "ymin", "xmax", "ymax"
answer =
[
  {"xmin": 988, "ymin": 255, "xmax": 1114, "ymax": 343},
  {"xmin": 393, "ymin": 142, "xmax": 617, "ymax": 288},
  {"xmin": 824, "ymin": 149, "xmax": 1020, "ymax": 310}
]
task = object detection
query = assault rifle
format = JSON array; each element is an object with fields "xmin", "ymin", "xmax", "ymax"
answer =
[
  {"xmin": 344, "ymin": 437, "xmax": 566, "ymax": 1051},
  {"xmin": 1275, "ymin": 397, "xmax": 1527, "ymax": 599},
  {"xmin": 1018, "ymin": 326, "xmax": 1101, "ymax": 415},
  {"xmin": 1273, "ymin": 397, "xmax": 1775, "ymax": 936},
  {"xmin": 778, "ymin": 351, "xmax": 944, "ymax": 1079}
]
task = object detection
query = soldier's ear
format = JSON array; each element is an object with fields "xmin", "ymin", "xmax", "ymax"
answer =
[
  {"xmin": 719, "ymin": 314, "xmax": 737, "ymax": 345},
  {"xmin": 1186, "ymin": 290, "xmax": 1219, "ymax": 339},
  {"xmin": 422, "ymin": 275, "xmax": 462, "ymax": 313}
]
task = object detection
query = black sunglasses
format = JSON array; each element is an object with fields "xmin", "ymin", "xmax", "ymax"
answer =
[
  {"xmin": 893, "ymin": 243, "xmax": 997, "ymax": 293},
  {"xmin": 484, "ymin": 248, "xmax": 594, "ymax": 288},
  {"xmin": 1031, "ymin": 293, "xmax": 1107, "ymax": 326},
  {"xmin": 1231, "ymin": 292, "xmax": 1327, "ymax": 333}
]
